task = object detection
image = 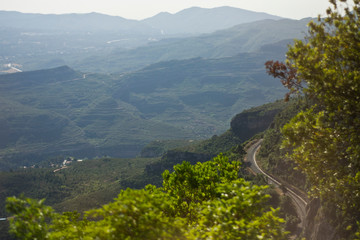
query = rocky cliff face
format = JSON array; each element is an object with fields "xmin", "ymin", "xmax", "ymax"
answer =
[
  {"xmin": 230, "ymin": 106, "xmax": 283, "ymax": 140},
  {"xmin": 304, "ymin": 198, "xmax": 337, "ymax": 240}
]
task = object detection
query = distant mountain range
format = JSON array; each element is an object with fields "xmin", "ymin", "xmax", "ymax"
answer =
[
  {"xmin": 0, "ymin": 11, "xmax": 153, "ymax": 33},
  {"xmin": 0, "ymin": 7, "xmax": 282, "ymax": 35},
  {"xmin": 0, "ymin": 6, "xmax": 289, "ymax": 73},
  {"xmin": 75, "ymin": 18, "xmax": 309, "ymax": 73}
]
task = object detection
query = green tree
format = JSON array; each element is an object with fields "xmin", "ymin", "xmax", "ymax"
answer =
[
  {"xmin": 7, "ymin": 189, "xmax": 187, "ymax": 240},
  {"xmin": 6, "ymin": 154, "xmax": 288, "ymax": 239},
  {"xmin": 267, "ymin": 0, "xmax": 360, "ymax": 237},
  {"xmin": 161, "ymin": 154, "xmax": 241, "ymax": 223},
  {"xmin": 189, "ymin": 180, "xmax": 286, "ymax": 239},
  {"xmin": 6, "ymin": 196, "xmax": 53, "ymax": 240}
]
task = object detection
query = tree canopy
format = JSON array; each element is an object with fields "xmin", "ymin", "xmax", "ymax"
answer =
[
  {"xmin": 267, "ymin": 0, "xmax": 360, "ymax": 238},
  {"xmin": 6, "ymin": 154, "xmax": 287, "ymax": 239}
]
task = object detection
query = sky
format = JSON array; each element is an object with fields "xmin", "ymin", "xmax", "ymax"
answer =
[{"xmin": 1, "ymin": 0, "xmax": 332, "ymax": 20}]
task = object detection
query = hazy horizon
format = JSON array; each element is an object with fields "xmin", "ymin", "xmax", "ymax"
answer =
[{"xmin": 1, "ymin": 0, "xmax": 331, "ymax": 20}]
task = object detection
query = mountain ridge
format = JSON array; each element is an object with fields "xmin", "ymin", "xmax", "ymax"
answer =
[
  {"xmin": 0, "ymin": 10, "xmax": 155, "ymax": 33},
  {"xmin": 0, "ymin": 6, "xmax": 282, "ymax": 35},
  {"xmin": 0, "ymin": 45, "xmax": 287, "ymax": 169},
  {"xmin": 142, "ymin": 6, "xmax": 283, "ymax": 35},
  {"xmin": 75, "ymin": 18, "xmax": 309, "ymax": 73}
]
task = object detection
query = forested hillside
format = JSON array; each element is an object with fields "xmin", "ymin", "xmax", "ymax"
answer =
[
  {"xmin": 257, "ymin": 98, "xmax": 309, "ymax": 190},
  {"xmin": 0, "ymin": 42, "xmax": 289, "ymax": 170},
  {"xmin": 0, "ymin": 100, "xmax": 288, "ymax": 239}
]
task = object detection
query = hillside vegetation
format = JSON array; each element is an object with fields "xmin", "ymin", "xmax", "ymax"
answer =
[
  {"xmin": 5, "ymin": 154, "xmax": 288, "ymax": 240},
  {"xmin": 261, "ymin": 1, "xmax": 360, "ymax": 238},
  {"xmin": 0, "ymin": 157, "xmax": 159, "ymax": 240},
  {"xmin": 0, "ymin": 43, "xmax": 288, "ymax": 169},
  {"xmin": 257, "ymin": 98, "xmax": 309, "ymax": 190},
  {"xmin": 0, "ymin": 98, "xmax": 286, "ymax": 209},
  {"xmin": 0, "ymin": 99, "xmax": 289, "ymax": 239}
]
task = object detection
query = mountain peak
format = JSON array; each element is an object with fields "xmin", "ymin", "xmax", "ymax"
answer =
[{"xmin": 142, "ymin": 6, "xmax": 282, "ymax": 35}]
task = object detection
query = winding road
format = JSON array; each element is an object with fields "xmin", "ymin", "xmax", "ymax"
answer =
[{"xmin": 246, "ymin": 139, "xmax": 308, "ymax": 234}]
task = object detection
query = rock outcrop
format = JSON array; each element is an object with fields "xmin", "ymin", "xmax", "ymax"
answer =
[{"xmin": 303, "ymin": 198, "xmax": 337, "ymax": 240}]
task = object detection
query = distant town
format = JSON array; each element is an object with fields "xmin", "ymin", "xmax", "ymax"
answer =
[{"xmin": 1, "ymin": 63, "xmax": 23, "ymax": 74}]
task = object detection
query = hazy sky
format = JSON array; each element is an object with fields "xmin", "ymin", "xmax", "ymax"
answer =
[{"xmin": 1, "ymin": 0, "xmax": 332, "ymax": 20}]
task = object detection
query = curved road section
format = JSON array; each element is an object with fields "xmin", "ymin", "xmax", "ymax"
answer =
[{"xmin": 246, "ymin": 139, "xmax": 308, "ymax": 232}]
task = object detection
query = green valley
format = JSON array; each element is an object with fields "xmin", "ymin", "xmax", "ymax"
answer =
[
  {"xmin": 0, "ymin": 99, "xmax": 292, "ymax": 239},
  {"xmin": 0, "ymin": 43, "xmax": 288, "ymax": 170}
]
